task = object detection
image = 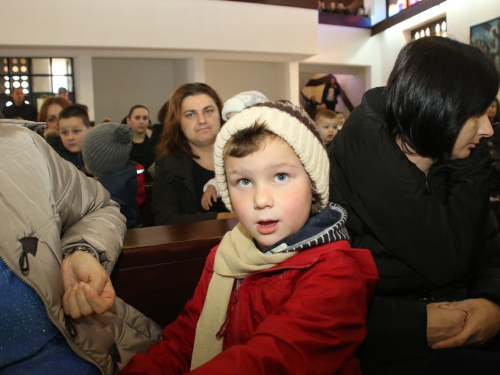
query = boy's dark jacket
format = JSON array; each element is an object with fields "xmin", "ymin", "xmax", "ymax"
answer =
[{"xmin": 122, "ymin": 204, "xmax": 379, "ymax": 374}]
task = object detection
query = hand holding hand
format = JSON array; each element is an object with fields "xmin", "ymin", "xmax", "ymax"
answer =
[
  {"xmin": 431, "ymin": 298, "xmax": 500, "ymax": 349},
  {"xmin": 61, "ymin": 251, "xmax": 115, "ymax": 319},
  {"xmin": 426, "ymin": 302, "xmax": 467, "ymax": 347},
  {"xmin": 201, "ymin": 186, "xmax": 218, "ymax": 210}
]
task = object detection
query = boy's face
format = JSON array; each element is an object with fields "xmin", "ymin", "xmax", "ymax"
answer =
[
  {"xmin": 59, "ymin": 116, "xmax": 88, "ymax": 153},
  {"xmin": 316, "ymin": 116, "xmax": 339, "ymax": 144},
  {"xmin": 225, "ymin": 137, "xmax": 312, "ymax": 250}
]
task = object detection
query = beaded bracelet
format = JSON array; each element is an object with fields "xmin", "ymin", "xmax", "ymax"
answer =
[{"xmin": 62, "ymin": 245, "xmax": 99, "ymax": 261}]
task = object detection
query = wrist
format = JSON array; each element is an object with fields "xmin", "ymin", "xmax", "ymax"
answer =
[{"xmin": 63, "ymin": 245, "xmax": 99, "ymax": 261}]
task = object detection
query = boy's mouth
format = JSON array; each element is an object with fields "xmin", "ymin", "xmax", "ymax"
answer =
[{"xmin": 256, "ymin": 220, "xmax": 278, "ymax": 235}]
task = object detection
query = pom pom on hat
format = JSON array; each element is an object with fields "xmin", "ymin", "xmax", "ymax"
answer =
[
  {"xmin": 222, "ymin": 90, "xmax": 269, "ymax": 121},
  {"xmin": 215, "ymin": 101, "xmax": 329, "ymax": 214},
  {"xmin": 82, "ymin": 123, "xmax": 133, "ymax": 178}
]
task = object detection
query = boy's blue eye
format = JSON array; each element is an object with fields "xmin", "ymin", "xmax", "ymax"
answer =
[
  {"xmin": 275, "ymin": 173, "xmax": 288, "ymax": 183},
  {"xmin": 237, "ymin": 178, "xmax": 252, "ymax": 187}
]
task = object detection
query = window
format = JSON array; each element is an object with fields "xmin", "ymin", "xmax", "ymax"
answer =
[
  {"xmin": 411, "ymin": 18, "xmax": 447, "ymax": 40},
  {"xmin": 0, "ymin": 57, "xmax": 74, "ymax": 110}
]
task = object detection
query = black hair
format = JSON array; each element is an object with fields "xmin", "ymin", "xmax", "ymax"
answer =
[
  {"xmin": 58, "ymin": 104, "xmax": 90, "ymax": 127},
  {"xmin": 386, "ymin": 36, "xmax": 500, "ymax": 159}
]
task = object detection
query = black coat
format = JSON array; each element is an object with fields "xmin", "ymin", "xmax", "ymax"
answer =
[
  {"xmin": 151, "ymin": 155, "xmax": 219, "ymax": 225},
  {"xmin": 328, "ymin": 87, "xmax": 500, "ymax": 373}
]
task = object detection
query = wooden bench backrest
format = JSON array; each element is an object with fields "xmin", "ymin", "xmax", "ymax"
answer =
[{"xmin": 112, "ymin": 218, "xmax": 238, "ymax": 327}]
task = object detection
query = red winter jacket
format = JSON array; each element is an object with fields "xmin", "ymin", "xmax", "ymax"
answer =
[{"xmin": 122, "ymin": 240, "xmax": 378, "ymax": 375}]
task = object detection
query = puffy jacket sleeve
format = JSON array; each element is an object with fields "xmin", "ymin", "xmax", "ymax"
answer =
[
  {"xmin": 35, "ymin": 132, "xmax": 126, "ymax": 274},
  {"xmin": 151, "ymin": 155, "xmax": 218, "ymax": 225}
]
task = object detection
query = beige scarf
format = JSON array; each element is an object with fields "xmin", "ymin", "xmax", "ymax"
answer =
[{"xmin": 190, "ymin": 223, "xmax": 296, "ymax": 370}]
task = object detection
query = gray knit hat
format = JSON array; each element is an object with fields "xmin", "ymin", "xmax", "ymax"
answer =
[
  {"xmin": 214, "ymin": 101, "xmax": 329, "ymax": 214},
  {"xmin": 82, "ymin": 123, "xmax": 133, "ymax": 178}
]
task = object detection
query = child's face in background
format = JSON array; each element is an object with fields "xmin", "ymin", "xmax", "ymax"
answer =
[
  {"xmin": 225, "ymin": 137, "xmax": 312, "ymax": 250},
  {"xmin": 337, "ymin": 113, "xmax": 345, "ymax": 128},
  {"xmin": 59, "ymin": 116, "xmax": 88, "ymax": 153},
  {"xmin": 316, "ymin": 116, "xmax": 338, "ymax": 144}
]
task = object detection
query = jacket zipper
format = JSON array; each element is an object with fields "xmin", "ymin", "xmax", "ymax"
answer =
[{"xmin": 0, "ymin": 250, "xmax": 105, "ymax": 374}]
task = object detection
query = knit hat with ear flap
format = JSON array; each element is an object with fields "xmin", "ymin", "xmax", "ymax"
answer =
[
  {"xmin": 214, "ymin": 101, "xmax": 329, "ymax": 214},
  {"xmin": 82, "ymin": 122, "xmax": 133, "ymax": 178},
  {"xmin": 221, "ymin": 90, "xmax": 269, "ymax": 121}
]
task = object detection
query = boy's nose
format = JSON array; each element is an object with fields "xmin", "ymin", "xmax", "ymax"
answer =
[{"xmin": 254, "ymin": 186, "xmax": 273, "ymax": 209}]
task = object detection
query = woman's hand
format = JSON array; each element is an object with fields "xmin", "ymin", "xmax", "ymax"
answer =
[
  {"xmin": 61, "ymin": 251, "xmax": 115, "ymax": 319},
  {"xmin": 431, "ymin": 299, "xmax": 500, "ymax": 349},
  {"xmin": 426, "ymin": 302, "xmax": 467, "ymax": 346}
]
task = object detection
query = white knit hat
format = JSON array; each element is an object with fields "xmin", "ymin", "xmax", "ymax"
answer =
[
  {"xmin": 221, "ymin": 90, "xmax": 269, "ymax": 121},
  {"xmin": 214, "ymin": 102, "xmax": 329, "ymax": 214}
]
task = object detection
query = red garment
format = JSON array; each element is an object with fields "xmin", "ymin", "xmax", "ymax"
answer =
[{"xmin": 122, "ymin": 241, "xmax": 378, "ymax": 375}]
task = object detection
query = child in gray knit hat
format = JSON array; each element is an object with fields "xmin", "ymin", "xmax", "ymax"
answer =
[
  {"xmin": 82, "ymin": 123, "xmax": 145, "ymax": 228},
  {"xmin": 122, "ymin": 101, "xmax": 378, "ymax": 374}
]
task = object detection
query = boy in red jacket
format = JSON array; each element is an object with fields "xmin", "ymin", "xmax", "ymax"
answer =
[{"xmin": 122, "ymin": 102, "xmax": 378, "ymax": 374}]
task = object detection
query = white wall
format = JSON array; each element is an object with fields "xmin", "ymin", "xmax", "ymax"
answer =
[
  {"xmin": 375, "ymin": 0, "xmax": 500, "ymax": 86},
  {"xmin": 205, "ymin": 60, "xmax": 278, "ymax": 102},
  {"xmin": 0, "ymin": 0, "xmax": 498, "ymax": 120},
  {"xmin": 92, "ymin": 58, "xmax": 177, "ymax": 124}
]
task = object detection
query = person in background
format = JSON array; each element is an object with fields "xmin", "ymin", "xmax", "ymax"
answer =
[
  {"xmin": 2, "ymin": 87, "xmax": 38, "ymax": 121},
  {"xmin": 0, "ymin": 119, "xmax": 160, "ymax": 374},
  {"xmin": 315, "ymin": 109, "xmax": 339, "ymax": 147},
  {"xmin": 322, "ymin": 76, "xmax": 341, "ymax": 111},
  {"xmin": 83, "ymin": 123, "xmax": 145, "ymax": 229},
  {"xmin": 47, "ymin": 104, "xmax": 91, "ymax": 171},
  {"xmin": 126, "ymin": 104, "xmax": 153, "ymax": 182},
  {"xmin": 329, "ymin": 36, "xmax": 500, "ymax": 374},
  {"xmin": 38, "ymin": 95, "xmax": 72, "ymax": 133},
  {"xmin": 152, "ymin": 82, "xmax": 234, "ymax": 225},
  {"xmin": 122, "ymin": 102, "xmax": 378, "ymax": 375},
  {"xmin": 57, "ymin": 87, "xmax": 71, "ymax": 102},
  {"xmin": 303, "ymin": 93, "xmax": 322, "ymax": 119},
  {"xmin": 143, "ymin": 100, "xmax": 170, "ymax": 179},
  {"xmin": 201, "ymin": 90, "xmax": 269, "ymax": 210},
  {"xmin": 488, "ymin": 98, "xmax": 500, "ymax": 197},
  {"xmin": 336, "ymin": 111, "xmax": 346, "ymax": 130}
]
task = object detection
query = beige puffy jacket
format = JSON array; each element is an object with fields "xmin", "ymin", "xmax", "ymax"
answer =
[{"xmin": 0, "ymin": 123, "xmax": 161, "ymax": 374}]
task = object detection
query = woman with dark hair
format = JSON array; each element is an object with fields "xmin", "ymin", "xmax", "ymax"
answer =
[
  {"xmin": 321, "ymin": 75, "xmax": 341, "ymax": 111},
  {"xmin": 126, "ymin": 104, "xmax": 153, "ymax": 181},
  {"xmin": 329, "ymin": 36, "xmax": 500, "ymax": 374},
  {"xmin": 152, "ymin": 82, "xmax": 234, "ymax": 225}
]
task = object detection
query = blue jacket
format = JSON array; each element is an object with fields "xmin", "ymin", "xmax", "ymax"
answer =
[{"xmin": 99, "ymin": 162, "xmax": 145, "ymax": 228}]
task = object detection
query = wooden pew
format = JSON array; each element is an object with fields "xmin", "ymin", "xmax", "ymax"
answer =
[
  {"xmin": 112, "ymin": 218, "xmax": 239, "ymax": 328},
  {"xmin": 113, "ymin": 199, "xmax": 500, "ymax": 328}
]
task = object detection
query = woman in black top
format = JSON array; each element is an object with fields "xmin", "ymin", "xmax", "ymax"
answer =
[
  {"xmin": 329, "ymin": 37, "xmax": 500, "ymax": 374},
  {"xmin": 152, "ymin": 83, "xmax": 234, "ymax": 225},
  {"xmin": 126, "ymin": 104, "xmax": 153, "ymax": 181}
]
